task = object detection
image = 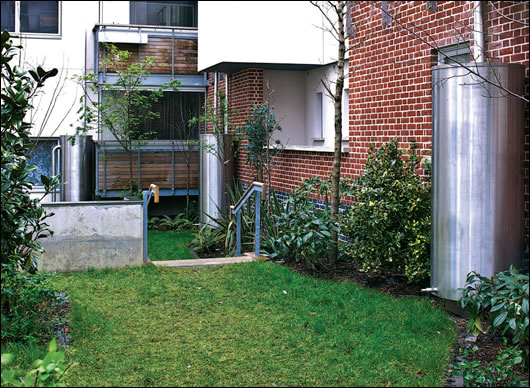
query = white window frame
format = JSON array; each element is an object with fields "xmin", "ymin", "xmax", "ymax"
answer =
[{"xmin": 7, "ymin": 1, "xmax": 62, "ymax": 39}]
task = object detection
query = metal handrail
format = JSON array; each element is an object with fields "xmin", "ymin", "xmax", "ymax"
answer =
[
  {"xmin": 230, "ymin": 182, "xmax": 265, "ymax": 257},
  {"xmin": 143, "ymin": 184, "xmax": 160, "ymax": 262}
]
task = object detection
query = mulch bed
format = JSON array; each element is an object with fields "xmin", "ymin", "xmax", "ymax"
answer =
[{"xmin": 277, "ymin": 259, "xmax": 529, "ymax": 387}]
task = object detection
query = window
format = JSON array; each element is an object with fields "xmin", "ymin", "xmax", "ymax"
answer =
[
  {"xmin": 438, "ymin": 42, "xmax": 471, "ymax": 65},
  {"xmin": 130, "ymin": 1, "xmax": 198, "ymax": 28},
  {"xmin": 316, "ymin": 92, "xmax": 323, "ymax": 139},
  {"xmin": 27, "ymin": 139, "xmax": 59, "ymax": 185},
  {"xmin": 1, "ymin": 1, "xmax": 60, "ymax": 35},
  {"xmin": 1, "ymin": 1, "xmax": 15, "ymax": 32},
  {"xmin": 142, "ymin": 92, "xmax": 201, "ymax": 140},
  {"xmin": 101, "ymin": 91, "xmax": 202, "ymax": 141}
]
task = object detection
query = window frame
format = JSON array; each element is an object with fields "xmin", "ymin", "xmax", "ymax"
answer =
[
  {"xmin": 4, "ymin": 1, "xmax": 62, "ymax": 39},
  {"xmin": 437, "ymin": 42, "xmax": 471, "ymax": 65},
  {"xmin": 129, "ymin": 1, "xmax": 198, "ymax": 28}
]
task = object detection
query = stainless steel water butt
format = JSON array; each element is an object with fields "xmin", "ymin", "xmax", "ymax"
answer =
[
  {"xmin": 199, "ymin": 133, "xmax": 235, "ymax": 225},
  {"xmin": 59, "ymin": 135, "xmax": 94, "ymax": 201},
  {"xmin": 431, "ymin": 63, "xmax": 525, "ymax": 300},
  {"xmin": 200, "ymin": 134, "xmax": 224, "ymax": 225}
]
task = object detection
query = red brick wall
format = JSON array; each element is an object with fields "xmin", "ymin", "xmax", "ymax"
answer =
[{"xmin": 218, "ymin": 1, "xmax": 529, "ymax": 245}]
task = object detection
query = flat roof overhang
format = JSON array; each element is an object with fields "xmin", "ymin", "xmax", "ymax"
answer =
[{"xmin": 200, "ymin": 61, "xmax": 336, "ymax": 74}]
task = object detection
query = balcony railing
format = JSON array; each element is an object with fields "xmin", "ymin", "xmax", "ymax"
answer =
[
  {"xmin": 95, "ymin": 140, "xmax": 199, "ymax": 197},
  {"xmin": 93, "ymin": 23, "xmax": 201, "ymax": 82}
]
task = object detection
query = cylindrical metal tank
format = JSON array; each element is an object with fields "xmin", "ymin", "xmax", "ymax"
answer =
[
  {"xmin": 431, "ymin": 63, "xmax": 525, "ymax": 301},
  {"xmin": 59, "ymin": 135, "xmax": 94, "ymax": 201},
  {"xmin": 200, "ymin": 134, "xmax": 235, "ymax": 225}
]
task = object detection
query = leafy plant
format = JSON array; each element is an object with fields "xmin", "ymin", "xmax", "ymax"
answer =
[
  {"xmin": 160, "ymin": 214, "xmax": 194, "ymax": 232},
  {"xmin": 191, "ymin": 224, "xmax": 225, "ymax": 256},
  {"xmin": 148, "ymin": 217, "xmax": 161, "ymax": 231},
  {"xmin": 459, "ymin": 266, "xmax": 529, "ymax": 362},
  {"xmin": 1, "ymin": 30, "xmax": 61, "ymax": 336},
  {"xmin": 452, "ymin": 343, "xmax": 528, "ymax": 387},
  {"xmin": 1, "ymin": 339, "xmax": 76, "ymax": 387},
  {"xmin": 263, "ymin": 188, "xmax": 337, "ymax": 269},
  {"xmin": 243, "ymin": 101, "xmax": 283, "ymax": 205},
  {"xmin": 340, "ymin": 139, "xmax": 431, "ymax": 283},
  {"xmin": 1, "ymin": 264, "xmax": 58, "ymax": 343}
]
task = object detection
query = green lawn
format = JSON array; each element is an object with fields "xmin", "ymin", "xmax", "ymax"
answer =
[
  {"xmin": 148, "ymin": 230, "xmax": 196, "ymax": 261},
  {"xmin": 4, "ymin": 262, "xmax": 455, "ymax": 386}
]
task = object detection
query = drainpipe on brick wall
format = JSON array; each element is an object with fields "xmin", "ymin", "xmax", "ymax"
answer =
[
  {"xmin": 473, "ymin": 1, "xmax": 484, "ymax": 62},
  {"xmin": 224, "ymin": 73, "xmax": 229, "ymax": 134},
  {"xmin": 214, "ymin": 71, "xmax": 218, "ymax": 118}
]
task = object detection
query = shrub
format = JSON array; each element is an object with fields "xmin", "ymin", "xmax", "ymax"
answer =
[
  {"xmin": 1, "ymin": 264, "xmax": 58, "ymax": 343},
  {"xmin": 1, "ymin": 339, "xmax": 76, "ymax": 387},
  {"xmin": 191, "ymin": 224, "xmax": 225, "ymax": 256},
  {"xmin": 452, "ymin": 343, "xmax": 528, "ymax": 387},
  {"xmin": 1, "ymin": 30, "xmax": 60, "ymax": 342},
  {"xmin": 263, "ymin": 188, "xmax": 337, "ymax": 269},
  {"xmin": 459, "ymin": 266, "xmax": 529, "ymax": 363},
  {"xmin": 160, "ymin": 214, "xmax": 195, "ymax": 232},
  {"xmin": 340, "ymin": 139, "xmax": 431, "ymax": 283}
]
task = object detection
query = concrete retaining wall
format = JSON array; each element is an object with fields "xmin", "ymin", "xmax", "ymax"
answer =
[{"xmin": 39, "ymin": 201, "xmax": 144, "ymax": 272}]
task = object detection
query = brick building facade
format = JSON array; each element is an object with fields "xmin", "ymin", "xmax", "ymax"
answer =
[{"xmin": 204, "ymin": 1, "xmax": 529, "ymax": 248}]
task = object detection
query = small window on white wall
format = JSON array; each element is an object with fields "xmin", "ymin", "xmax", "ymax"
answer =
[
  {"xmin": 1, "ymin": 1, "xmax": 60, "ymax": 36},
  {"xmin": 316, "ymin": 92, "xmax": 324, "ymax": 139},
  {"xmin": 342, "ymin": 88, "xmax": 349, "ymax": 140}
]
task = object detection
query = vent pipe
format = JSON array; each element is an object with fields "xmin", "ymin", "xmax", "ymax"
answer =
[{"xmin": 473, "ymin": 1, "xmax": 484, "ymax": 62}]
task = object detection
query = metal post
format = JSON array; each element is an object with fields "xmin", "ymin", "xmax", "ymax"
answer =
[
  {"xmin": 236, "ymin": 211, "xmax": 241, "ymax": 257},
  {"xmin": 255, "ymin": 190, "xmax": 261, "ymax": 256},
  {"xmin": 143, "ymin": 190, "xmax": 148, "ymax": 262},
  {"xmin": 171, "ymin": 28, "xmax": 175, "ymax": 79},
  {"xmin": 103, "ymin": 142, "xmax": 107, "ymax": 195},
  {"xmin": 171, "ymin": 141, "xmax": 175, "ymax": 194},
  {"xmin": 137, "ymin": 148, "xmax": 141, "ymax": 190}
]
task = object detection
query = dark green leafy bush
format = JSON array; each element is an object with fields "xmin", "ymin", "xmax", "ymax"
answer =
[
  {"xmin": 1, "ymin": 264, "xmax": 57, "ymax": 343},
  {"xmin": 452, "ymin": 343, "xmax": 528, "ymax": 387},
  {"xmin": 459, "ymin": 266, "xmax": 529, "ymax": 363},
  {"xmin": 2, "ymin": 30, "xmax": 61, "ymax": 343},
  {"xmin": 191, "ymin": 224, "xmax": 225, "ymax": 256},
  {"xmin": 263, "ymin": 188, "xmax": 338, "ymax": 269},
  {"xmin": 340, "ymin": 139, "xmax": 431, "ymax": 283}
]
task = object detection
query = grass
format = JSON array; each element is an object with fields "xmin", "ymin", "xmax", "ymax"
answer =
[
  {"xmin": 147, "ymin": 230, "xmax": 196, "ymax": 261},
  {"xmin": 3, "ymin": 262, "xmax": 456, "ymax": 386}
]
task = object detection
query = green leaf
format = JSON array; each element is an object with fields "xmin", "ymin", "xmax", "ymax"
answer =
[{"xmin": 493, "ymin": 311, "xmax": 508, "ymax": 328}]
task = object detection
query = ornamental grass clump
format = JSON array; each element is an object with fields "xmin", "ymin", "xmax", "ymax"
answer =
[{"xmin": 340, "ymin": 139, "xmax": 431, "ymax": 283}]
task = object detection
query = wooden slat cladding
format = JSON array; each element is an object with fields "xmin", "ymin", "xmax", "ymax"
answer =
[
  {"xmin": 99, "ymin": 38, "xmax": 198, "ymax": 75},
  {"xmin": 97, "ymin": 151, "xmax": 199, "ymax": 190}
]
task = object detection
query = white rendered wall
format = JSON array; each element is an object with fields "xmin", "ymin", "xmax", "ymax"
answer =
[
  {"xmin": 15, "ymin": 1, "xmax": 100, "ymax": 138},
  {"xmin": 263, "ymin": 70, "xmax": 306, "ymax": 146},
  {"xmin": 265, "ymin": 63, "xmax": 349, "ymax": 148},
  {"xmin": 198, "ymin": 1, "xmax": 339, "ymax": 71}
]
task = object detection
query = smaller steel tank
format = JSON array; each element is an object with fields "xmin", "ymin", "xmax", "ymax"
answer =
[
  {"xmin": 430, "ymin": 63, "xmax": 525, "ymax": 301},
  {"xmin": 53, "ymin": 135, "xmax": 94, "ymax": 202}
]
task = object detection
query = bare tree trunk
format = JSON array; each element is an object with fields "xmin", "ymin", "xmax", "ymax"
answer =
[{"xmin": 330, "ymin": 0, "xmax": 346, "ymax": 264}]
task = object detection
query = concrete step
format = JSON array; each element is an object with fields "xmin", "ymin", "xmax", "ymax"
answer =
[{"xmin": 150, "ymin": 252, "xmax": 268, "ymax": 268}]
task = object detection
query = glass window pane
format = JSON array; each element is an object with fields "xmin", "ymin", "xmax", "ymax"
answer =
[
  {"xmin": 20, "ymin": 1, "xmax": 59, "ymax": 34},
  {"xmin": 130, "ymin": 1, "xmax": 197, "ymax": 27},
  {"xmin": 141, "ymin": 92, "xmax": 201, "ymax": 140},
  {"xmin": 27, "ymin": 139, "xmax": 58, "ymax": 185},
  {"xmin": 1, "ymin": 1, "xmax": 15, "ymax": 32}
]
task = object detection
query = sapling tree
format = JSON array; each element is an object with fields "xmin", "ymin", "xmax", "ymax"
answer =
[
  {"xmin": 74, "ymin": 43, "xmax": 179, "ymax": 194},
  {"xmin": 243, "ymin": 89, "xmax": 284, "ymax": 206},
  {"xmin": 173, "ymin": 98, "xmax": 200, "ymax": 220}
]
